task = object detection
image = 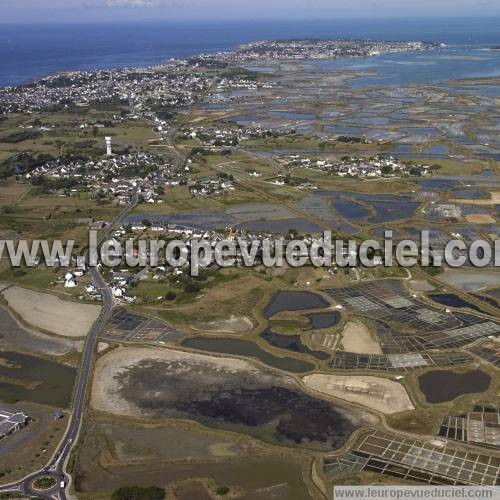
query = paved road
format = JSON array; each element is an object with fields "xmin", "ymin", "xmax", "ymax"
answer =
[{"xmin": 0, "ymin": 194, "xmax": 137, "ymax": 499}]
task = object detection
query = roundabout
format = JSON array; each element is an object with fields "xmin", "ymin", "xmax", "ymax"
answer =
[{"xmin": 32, "ymin": 476, "xmax": 57, "ymax": 491}]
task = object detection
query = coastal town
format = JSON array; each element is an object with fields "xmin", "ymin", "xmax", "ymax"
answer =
[
  {"xmin": 0, "ymin": 64, "xmax": 263, "ymax": 114},
  {"xmin": 195, "ymin": 39, "xmax": 440, "ymax": 63}
]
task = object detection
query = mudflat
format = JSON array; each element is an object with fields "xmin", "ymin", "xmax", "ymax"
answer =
[{"xmin": 2, "ymin": 286, "xmax": 100, "ymax": 337}]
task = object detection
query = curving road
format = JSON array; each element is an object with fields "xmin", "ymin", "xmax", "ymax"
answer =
[{"xmin": 0, "ymin": 193, "xmax": 137, "ymax": 499}]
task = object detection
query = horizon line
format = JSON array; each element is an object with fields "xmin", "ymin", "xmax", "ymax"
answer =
[{"xmin": 2, "ymin": 15, "xmax": 500, "ymax": 25}]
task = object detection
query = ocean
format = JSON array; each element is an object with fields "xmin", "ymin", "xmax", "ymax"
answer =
[{"xmin": 0, "ymin": 17, "xmax": 499, "ymax": 87}]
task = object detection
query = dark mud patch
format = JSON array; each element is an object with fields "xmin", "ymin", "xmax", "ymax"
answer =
[{"xmin": 115, "ymin": 354, "xmax": 370, "ymax": 450}]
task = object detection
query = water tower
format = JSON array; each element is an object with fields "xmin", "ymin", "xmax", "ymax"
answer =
[
  {"xmin": 128, "ymin": 93, "xmax": 136, "ymax": 114},
  {"xmin": 105, "ymin": 136, "xmax": 112, "ymax": 156}
]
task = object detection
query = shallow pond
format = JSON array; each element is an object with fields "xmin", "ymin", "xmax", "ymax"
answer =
[
  {"xmin": 264, "ymin": 291, "xmax": 330, "ymax": 319},
  {"xmin": 324, "ymin": 125, "xmax": 365, "ymax": 135},
  {"xmin": 181, "ymin": 337, "xmax": 315, "ymax": 373},
  {"xmin": 452, "ymin": 189, "xmax": 487, "ymax": 199},
  {"xmin": 0, "ymin": 351, "xmax": 76, "ymax": 407},
  {"xmin": 412, "ymin": 179, "xmax": 460, "ymax": 189},
  {"xmin": 473, "ymin": 293, "xmax": 499, "ymax": 308},
  {"xmin": 393, "ymin": 144, "xmax": 412, "ymax": 153},
  {"xmin": 272, "ymin": 111, "xmax": 316, "ymax": 121},
  {"xmin": 332, "ymin": 198, "xmax": 371, "ymax": 220},
  {"xmin": 236, "ymin": 217, "xmax": 323, "ymax": 234},
  {"xmin": 307, "ymin": 311, "xmax": 341, "ymax": 330},
  {"xmin": 369, "ymin": 200, "xmax": 420, "ymax": 223},
  {"xmin": 331, "ymin": 220, "xmax": 360, "ymax": 235},
  {"xmin": 428, "ymin": 293, "xmax": 481, "ymax": 312},
  {"xmin": 425, "ymin": 145, "xmax": 449, "ymax": 154},
  {"xmin": 260, "ymin": 329, "xmax": 329, "ymax": 361},
  {"xmin": 418, "ymin": 369, "xmax": 491, "ymax": 404}
]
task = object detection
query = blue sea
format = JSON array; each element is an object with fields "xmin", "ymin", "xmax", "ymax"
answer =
[{"xmin": 0, "ymin": 17, "xmax": 499, "ymax": 87}]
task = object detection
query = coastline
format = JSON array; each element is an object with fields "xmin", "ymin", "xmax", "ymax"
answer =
[{"xmin": 1, "ymin": 17, "xmax": 500, "ymax": 87}]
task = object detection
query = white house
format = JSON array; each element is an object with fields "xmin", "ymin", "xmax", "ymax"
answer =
[{"xmin": 64, "ymin": 278, "xmax": 77, "ymax": 288}]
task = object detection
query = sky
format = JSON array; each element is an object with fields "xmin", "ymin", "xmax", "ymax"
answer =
[{"xmin": 1, "ymin": 0, "xmax": 499, "ymax": 23}]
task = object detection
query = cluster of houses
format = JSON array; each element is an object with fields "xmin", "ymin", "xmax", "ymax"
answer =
[
  {"xmin": 210, "ymin": 77, "xmax": 275, "ymax": 104},
  {"xmin": 58, "ymin": 255, "xmax": 137, "ymax": 302},
  {"xmin": 0, "ymin": 51, "xmax": 281, "ymax": 117},
  {"xmin": 0, "ymin": 65, "xmax": 213, "ymax": 114},
  {"xmin": 187, "ymin": 175, "xmax": 235, "ymax": 196},
  {"xmin": 26, "ymin": 153, "xmax": 187, "ymax": 204},
  {"xmin": 196, "ymin": 39, "xmax": 437, "ymax": 63},
  {"xmin": 269, "ymin": 175, "xmax": 317, "ymax": 189},
  {"xmin": 35, "ymin": 219, "xmax": 381, "ymax": 303},
  {"xmin": 181, "ymin": 126, "xmax": 241, "ymax": 147},
  {"xmin": 26, "ymin": 150, "xmax": 237, "ymax": 202},
  {"xmin": 279, "ymin": 154, "xmax": 430, "ymax": 178},
  {"xmin": 60, "ymin": 259, "xmax": 137, "ymax": 302},
  {"xmin": 216, "ymin": 77, "xmax": 273, "ymax": 93},
  {"xmin": 107, "ymin": 270, "xmax": 137, "ymax": 302},
  {"xmin": 180, "ymin": 124, "xmax": 295, "ymax": 148}
]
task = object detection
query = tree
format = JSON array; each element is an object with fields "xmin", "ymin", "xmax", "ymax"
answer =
[
  {"xmin": 184, "ymin": 281, "xmax": 201, "ymax": 294},
  {"xmin": 165, "ymin": 291, "xmax": 176, "ymax": 301}
]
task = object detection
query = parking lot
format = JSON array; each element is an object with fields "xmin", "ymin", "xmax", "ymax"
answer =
[{"xmin": 101, "ymin": 309, "xmax": 185, "ymax": 345}]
